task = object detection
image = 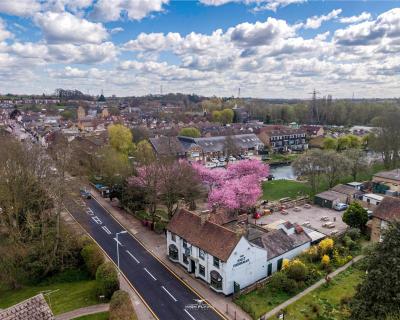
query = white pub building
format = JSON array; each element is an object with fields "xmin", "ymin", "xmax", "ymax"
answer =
[{"xmin": 166, "ymin": 209, "xmax": 311, "ymax": 295}]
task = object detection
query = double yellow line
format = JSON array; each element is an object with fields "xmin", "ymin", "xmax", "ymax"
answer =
[{"xmin": 65, "ymin": 194, "xmax": 228, "ymax": 320}]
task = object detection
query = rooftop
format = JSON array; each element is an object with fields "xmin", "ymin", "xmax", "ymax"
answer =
[
  {"xmin": 374, "ymin": 169, "xmax": 400, "ymax": 182},
  {"xmin": 372, "ymin": 197, "xmax": 400, "ymax": 222}
]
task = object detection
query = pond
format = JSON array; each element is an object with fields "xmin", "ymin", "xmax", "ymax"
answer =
[{"xmin": 269, "ymin": 164, "xmax": 297, "ymax": 180}]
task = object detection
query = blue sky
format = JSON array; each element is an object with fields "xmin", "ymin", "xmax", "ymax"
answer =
[{"xmin": 0, "ymin": 0, "xmax": 400, "ymax": 98}]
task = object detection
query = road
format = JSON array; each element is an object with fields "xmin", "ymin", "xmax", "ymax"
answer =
[{"xmin": 66, "ymin": 195, "xmax": 225, "ymax": 320}]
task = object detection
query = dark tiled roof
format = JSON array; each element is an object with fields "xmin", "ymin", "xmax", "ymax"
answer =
[
  {"xmin": 250, "ymin": 228, "xmax": 311, "ymax": 259},
  {"xmin": 166, "ymin": 209, "xmax": 241, "ymax": 261},
  {"xmin": 315, "ymin": 190, "xmax": 347, "ymax": 202},
  {"xmin": 149, "ymin": 136, "xmax": 185, "ymax": 156},
  {"xmin": 372, "ymin": 197, "xmax": 400, "ymax": 222},
  {"xmin": 331, "ymin": 184, "xmax": 361, "ymax": 196},
  {"xmin": 0, "ymin": 294, "xmax": 54, "ymax": 320},
  {"xmin": 374, "ymin": 169, "xmax": 400, "ymax": 182}
]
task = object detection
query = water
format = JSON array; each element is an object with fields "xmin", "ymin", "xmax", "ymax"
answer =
[{"xmin": 270, "ymin": 165, "xmax": 297, "ymax": 180}]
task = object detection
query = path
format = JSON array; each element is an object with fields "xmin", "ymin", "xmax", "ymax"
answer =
[
  {"xmin": 55, "ymin": 304, "xmax": 109, "ymax": 320},
  {"xmin": 263, "ymin": 255, "xmax": 364, "ymax": 319}
]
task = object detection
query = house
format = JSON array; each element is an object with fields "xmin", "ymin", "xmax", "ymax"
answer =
[
  {"xmin": 331, "ymin": 184, "xmax": 361, "ymax": 202},
  {"xmin": 258, "ymin": 126, "xmax": 308, "ymax": 153},
  {"xmin": 149, "ymin": 136, "xmax": 186, "ymax": 158},
  {"xmin": 361, "ymin": 193, "xmax": 384, "ymax": 206},
  {"xmin": 373, "ymin": 169, "xmax": 400, "ymax": 195},
  {"xmin": 301, "ymin": 125, "xmax": 325, "ymax": 138},
  {"xmin": 0, "ymin": 293, "xmax": 54, "ymax": 320},
  {"xmin": 166, "ymin": 209, "xmax": 312, "ymax": 295},
  {"xmin": 247, "ymin": 222, "xmax": 311, "ymax": 275},
  {"xmin": 370, "ymin": 197, "xmax": 400, "ymax": 242},
  {"xmin": 314, "ymin": 190, "xmax": 348, "ymax": 209}
]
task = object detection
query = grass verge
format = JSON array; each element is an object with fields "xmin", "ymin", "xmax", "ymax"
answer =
[{"xmin": 72, "ymin": 312, "xmax": 110, "ymax": 320}]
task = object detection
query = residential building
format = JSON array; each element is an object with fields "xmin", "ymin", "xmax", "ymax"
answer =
[
  {"xmin": 361, "ymin": 193, "xmax": 384, "ymax": 206},
  {"xmin": 166, "ymin": 209, "xmax": 311, "ymax": 295},
  {"xmin": 258, "ymin": 126, "xmax": 308, "ymax": 153},
  {"xmin": 373, "ymin": 169, "xmax": 400, "ymax": 194},
  {"xmin": 370, "ymin": 197, "xmax": 400, "ymax": 242},
  {"xmin": 301, "ymin": 125, "xmax": 325, "ymax": 138}
]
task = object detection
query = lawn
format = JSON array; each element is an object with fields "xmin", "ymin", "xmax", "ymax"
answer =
[
  {"xmin": 262, "ymin": 179, "xmax": 311, "ymax": 200},
  {"xmin": 281, "ymin": 266, "xmax": 364, "ymax": 320},
  {"xmin": 235, "ymin": 286, "xmax": 293, "ymax": 319},
  {"xmin": 0, "ymin": 279, "xmax": 99, "ymax": 315},
  {"xmin": 73, "ymin": 312, "xmax": 109, "ymax": 320},
  {"xmin": 266, "ymin": 153, "xmax": 300, "ymax": 165}
]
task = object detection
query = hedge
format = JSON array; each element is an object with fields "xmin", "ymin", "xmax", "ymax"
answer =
[
  {"xmin": 109, "ymin": 290, "xmax": 137, "ymax": 320},
  {"xmin": 95, "ymin": 262, "xmax": 119, "ymax": 299},
  {"xmin": 81, "ymin": 243, "xmax": 104, "ymax": 278}
]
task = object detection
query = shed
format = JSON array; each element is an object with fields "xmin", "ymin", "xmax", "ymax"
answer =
[{"xmin": 314, "ymin": 190, "xmax": 347, "ymax": 208}]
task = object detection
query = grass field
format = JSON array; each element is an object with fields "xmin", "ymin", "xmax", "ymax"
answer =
[
  {"xmin": 73, "ymin": 312, "xmax": 109, "ymax": 320},
  {"xmin": 282, "ymin": 266, "xmax": 364, "ymax": 320},
  {"xmin": 262, "ymin": 179, "xmax": 311, "ymax": 200},
  {"xmin": 0, "ymin": 279, "xmax": 98, "ymax": 315}
]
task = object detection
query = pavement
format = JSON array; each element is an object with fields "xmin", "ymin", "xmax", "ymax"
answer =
[
  {"xmin": 263, "ymin": 255, "xmax": 365, "ymax": 319},
  {"xmin": 55, "ymin": 304, "xmax": 109, "ymax": 320},
  {"xmin": 64, "ymin": 193, "xmax": 229, "ymax": 320},
  {"xmin": 84, "ymin": 188, "xmax": 251, "ymax": 320}
]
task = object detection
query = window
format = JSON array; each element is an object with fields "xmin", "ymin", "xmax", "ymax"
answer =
[
  {"xmin": 199, "ymin": 249, "xmax": 205, "ymax": 260},
  {"xmin": 169, "ymin": 244, "xmax": 178, "ymax": 260},
  {"xmin": 183, "ymin": 254, "xmax": 188, "ymax": 264},
  {"xmin": 183, "ymin": 239, "xmax": 187, "ymax": 248},
  {"xmin": 210, "ymin": 270, "xmax": 223, "ymax": 290},
  {"xmin": 199, "ymin": 264, "xmax": 205, "ymax": 276},
  {"xmin": 171, "ymin": 233, "xmax": 176, "ymax": 242},
  {"xmin": 213, "ymin": 257, "xmax": 220, "ymax": 268}
]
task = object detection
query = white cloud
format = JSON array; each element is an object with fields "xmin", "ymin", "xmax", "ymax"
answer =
[
  {"xmin": 34, "ymin": 11, "xmax": 108, "ymax": 44},
  {"xmin": 339, "ymin": 12, "xmax": 372, "ymax": 24},
  {"xmin": 199, "ymin": 0, "xmax": 306, "ymax": 12},
  {"xmin": 334, "ymin": 8, "xmax": 400, "ymax": 46},
  {"xmin": 90, "ymin": 0, "xmax": 169, "ymax": 21},
  {"xmin": 229, "ymin": 17, "xmax": 295, "ymax": 46},
  {"xmin": 0, "ymin": 18, "xmax": 12, "ymax": 42},
  {"xmin": 303, "ymin": 9, "xmax": 342, "ymax": 29},
  {"xmin": 111, "ymin": 27, "xmax": 124, "ymax": 34},
  {"xmin": 0, "ymin": 0, "xmax": 40, "ymax": 16}
]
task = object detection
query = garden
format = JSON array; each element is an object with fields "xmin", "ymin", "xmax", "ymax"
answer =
[{"xmin": 235, "ymin": 229, "xmax": 364, "ymax": 319}]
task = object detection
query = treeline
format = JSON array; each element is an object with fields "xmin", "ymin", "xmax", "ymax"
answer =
[{"xmin": 243, "ymin": 99, "xmax": 400, "ymax": 126}]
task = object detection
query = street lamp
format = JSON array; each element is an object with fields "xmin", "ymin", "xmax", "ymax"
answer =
[{"xmin": 116, "ymin": 230, "xmax": 128, "ymax": 275}]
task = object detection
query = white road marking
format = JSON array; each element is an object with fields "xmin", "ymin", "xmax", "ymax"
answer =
[
  {"xmin": 86, "ymin": 208, "xmax": 94, "ymax": 215},
  {"xmin": 91, "ymin": 216, "xmax": 102, "ymax": 224},
  {"xmin": 144, "ymin": 268, "xmax": 157, "ymax": 281},
  {"xmin": 126, "ymin": 250, "xmax": 140, "ymax": 264},
  {"xmin": 161, "ymin": 286, "xmax": 177, "ymax": 302},
  {"xmin": 113, "ymin": 237, "xmax": 122, "ymax": 246},
  {"xmin": 184, "ymin": 309, "xmax": 196, "ymax": 320},
  {"xmin": 102, "ymin": 226, "xmax": 111, "ymax": 235}
]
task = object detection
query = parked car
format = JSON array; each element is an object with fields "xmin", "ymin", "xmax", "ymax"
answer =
[
  {"xmin": 205, "ymin": 162, "xmax": 217, "ymax": 168},
  {"xmin": 80, "ymin": 188, "xmax": 92, "ymax": 199},
  {"xmin": 333, "ymin": 203, "xmax": 348, "ymax": 211},
  {"xmin": 253, "ymin": 212, "xmax": 261, "ymax": 219},
  {"xmin": 229, "ymin": 156, "xmax": 236, "ymax": 161}
]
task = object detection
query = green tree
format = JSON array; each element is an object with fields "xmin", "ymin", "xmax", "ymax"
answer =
[
  {"xmin": 81, "ymin": 243, "xmax": 104, "ymax": 278},
  {"xmin": 179, "ymin": 127, "xmax": 201, "ymax": 138},
  {"xmin": 220, "ymin": 108, "xmax": 234, "ymax": 124},
  {"xmin": 342, "ymin": 202, "xmax": 368, "ymax": 230},
  {"xmin": 323, "ymin": 137, "xmax": 338, "ymax": 150},
  {"xmin": 350, "ymin": 222, "xmax": 400, "ymax": 320},
  {"xmin": 109, "ymin": 290, "xmax": 137, "ymax": 320},
  {"xmin": 321, "ymin": 150, "xmax": 351, "ymax": 188},
  {"xmin": 347, "ymin": 135, "xmax": 361, "ymax": 149},
  {"xmin": 345, "ymin": 148, "xmax": 368, "ymax": 181},
  {"xmin": 337, "ymin": 135, "xmax": 351, "ymax": 151},
  {"xmin": 135, "ymin": 140, "xmax": 155, "ymax": 165},
  {"xmin": 212, "ymin": 110, "xmax": 222, "ymax": 123},
  {"xmin": 95, "ymin": 262, "xmax": 119, "ymax": 299},
  {"xmin": 108, "ymin": 124, "xmax": 135, "ymax": 155}
]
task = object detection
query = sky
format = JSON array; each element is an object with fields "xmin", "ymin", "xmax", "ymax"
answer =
[{"xmin": 0, "ymin": 1, "xmax": 400, "ymax": 98}]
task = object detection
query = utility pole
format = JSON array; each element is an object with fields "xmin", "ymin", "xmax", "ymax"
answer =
[{"xmin": 308, "ymin": 89, "xmax": 320, "ymax": 124}]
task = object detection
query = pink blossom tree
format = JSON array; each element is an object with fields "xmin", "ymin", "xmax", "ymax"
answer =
[{"xmin": 193, "ymin": 160, "xmax": 269, "ymax": 211}]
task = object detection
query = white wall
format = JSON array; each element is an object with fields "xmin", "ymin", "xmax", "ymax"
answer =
[{"xmin": 268, "ymin": 242, "xmax": 310, "ymax": 273}]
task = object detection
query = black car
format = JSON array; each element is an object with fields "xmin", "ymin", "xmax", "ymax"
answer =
[{"xmin": 80, "ymin": 189, "xmax": 92, "ymax": 199}]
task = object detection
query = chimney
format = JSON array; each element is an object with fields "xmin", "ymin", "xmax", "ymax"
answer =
[{"xmin": 200, "ymin": 210, "xmax": 210, "ymax": 224}]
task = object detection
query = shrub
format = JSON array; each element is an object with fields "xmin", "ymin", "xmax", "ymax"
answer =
[
  {"xmin": 282, "ymin": 259, "xmax": 290, "ymax": 270},
  {"xmin": 285, "ymin": 259, "xmax": 308, "ymax": 282},
  {"xmin": 96, "ymin": 262, "xmax": 119, "ymax": 299},
  {"xmin": 321, "ymin": 255, "xmax": 330, "ymax": 268},
  {"xmin": 304, "ymin": 246, "xmax": 320, "ymax": 263},
  {"xmin": 269, "ymin": 272, "xmax": 298, "ymax": 294},
  {"xmin": 81, "ymin": 243, "xmax": 104, "ymax": 278},
  {"xmin": 109, "ymin": 290, "xmax": 137, "ymax": 320},
  {"xmin": 346, "ymin": 228, "xmax": 361, "ymax": 241},
  {"xmin": 318, "ymin": 238, "xmax": 334, "ymax": 256}
]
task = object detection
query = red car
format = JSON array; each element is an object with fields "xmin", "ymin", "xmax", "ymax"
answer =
[{"xmin": 253, "ymin": 212, "xmax": 261, "ymax": 219}]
